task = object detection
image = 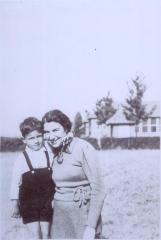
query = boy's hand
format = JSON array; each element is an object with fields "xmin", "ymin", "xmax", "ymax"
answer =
[{"xmin": 11, "ymin": 200, "xmax": 20, "ymax": 218}]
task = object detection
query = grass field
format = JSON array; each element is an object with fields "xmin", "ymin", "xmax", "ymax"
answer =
[{"xmin": 0, "ymin": 150, "xmax": 160, "ymax": 239}]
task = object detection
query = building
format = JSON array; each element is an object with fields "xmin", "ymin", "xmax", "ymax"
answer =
[
  {"xmin": 83, "ymin": 102, "xmax": 160, "ymax": 139},
  {"xmin": 135, "ymin": 103, "xmax": 160, "ymax": 137},
  {"xmin": 106, "ymin": 108, "xmax": 135, "ymax": 138},
  {"xmin": 83, "ymin": 112, "xmax": 109, "ymax": 139}
]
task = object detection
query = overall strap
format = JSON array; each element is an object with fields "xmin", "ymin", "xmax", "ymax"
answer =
[
  {"xmin": 23, "ymin": 151, "xmax": 34, "ymax": 171},
  {"xmin": 44, "ymin": 151, "xmax": 50, "ymax": 168}
]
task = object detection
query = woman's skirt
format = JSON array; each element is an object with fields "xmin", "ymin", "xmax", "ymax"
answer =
[{"xmin": 50, "ymin": 200, "xmax": 102, "ymax": 239}]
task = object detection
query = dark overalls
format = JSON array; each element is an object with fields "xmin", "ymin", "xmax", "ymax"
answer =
[{"xmin": 19, "ymin": 151, "xmax": 55, "ymax": 224}]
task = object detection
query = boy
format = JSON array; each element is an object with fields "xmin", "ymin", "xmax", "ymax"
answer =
[{"xmin": 10, "ymin": 117, "xmax": 55, "ymax": 239}]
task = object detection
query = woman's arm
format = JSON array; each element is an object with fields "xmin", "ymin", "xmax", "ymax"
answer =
[{"xmin": 81, "ymin": 142, "xmax": 107, "ymax": 229}]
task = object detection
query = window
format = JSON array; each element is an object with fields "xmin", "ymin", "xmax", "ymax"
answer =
[
  {"xmin": 142, "ymin": 126, "xmax": 148, "ymax": 132},
  {"xmin": 151, "ymin": 118, "xmax": 156, "ymax": 124},
  {"xmin": 151, "ymin": 126, "xmax": 156, "ymax": 132}
]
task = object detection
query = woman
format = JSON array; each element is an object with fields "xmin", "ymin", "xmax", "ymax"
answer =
[{"xmin": 42, "ymin": 109, "xmax": 106, "ymax": 239}]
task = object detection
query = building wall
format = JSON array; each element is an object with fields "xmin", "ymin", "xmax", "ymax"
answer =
[
  {"xmin": 111, "ymin": 117, "xmax": 160, "ymax": 138},
  {"xmin": 111, "ymin": 125, "xmax": 135, "ymax": 138},
  {"xmin": 84, "ymin": 117, "xmax": 161, "ymax": 139},
  {"xmin": 135, "ymin": 117, "xmax": 160, "ymax": 137},
  {"xmin": 84, "ymin": 118, "xmax": 110, "ymax": 138}
]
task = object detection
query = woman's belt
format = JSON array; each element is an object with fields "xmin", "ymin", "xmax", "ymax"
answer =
[{"xmin": 54, "ymin": 185, "xmax": 91, "ymax": 207}]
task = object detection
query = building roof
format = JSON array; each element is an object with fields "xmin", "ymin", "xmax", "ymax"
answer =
[
  {"xmin": 82, "ymin": 102, "xmax": 160, "ymax": 125},
  {"xmin": 146, "ymin": 101, "xmax": 160, "ymax": 117},
  {"xmin": 83, "ymin": 111, "xmax": 96, "ymax": 122},
  {"xmin": 86, "ymin": 112, "xmax": 96, "ymax": 120},
  {"xmin": 106, "ymin": 108, "xmax": 135, "ymax": 125},
  {"xmin": 106, "ymin": 102, "xmax": 160, "ymax": 125}
]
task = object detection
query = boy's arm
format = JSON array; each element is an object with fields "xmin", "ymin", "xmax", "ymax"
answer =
[
  {"xmin": 10, "ymin": 153, "xmax": 24, "ymax": 218},
  {"xmin": 11, "ymin": 199, "xmax": 20, "ymax": 218},
  {"xmin": 10, "ymin": 154, "xmax": 23, "ymax": 200}
]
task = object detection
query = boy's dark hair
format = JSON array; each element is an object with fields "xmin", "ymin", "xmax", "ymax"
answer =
[
  {"xmin": 20, "ymin": 117, "xmax": 43, "ymax": 137},
  {"xmin": 42, "ymin": 109, "xmax": 72, "ymax": 133}
]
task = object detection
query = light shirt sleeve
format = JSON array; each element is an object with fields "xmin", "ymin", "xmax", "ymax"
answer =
[
  {"xmin": 81, "ymin": 141, "xmax": 107, "ymax": 229},
  {"xmin": 10, "ymin": 153, "xmax": 25, "ymax": 200}
]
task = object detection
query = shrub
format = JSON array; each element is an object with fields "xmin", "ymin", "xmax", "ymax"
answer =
[
  {"xmin": 83, "ymin": 137, "xmax": 100, "ymax": 150},
  {"xmin": 0, "ymin": 137, "xmax": 25, "ymax": 152}
]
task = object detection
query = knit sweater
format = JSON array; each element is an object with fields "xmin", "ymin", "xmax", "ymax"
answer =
[{"xmin": 50, "ymin": 137, "xmax": 106, "ymax": 229}]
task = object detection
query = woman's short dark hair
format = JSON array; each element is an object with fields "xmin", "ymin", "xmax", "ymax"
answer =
[
  {"xmin": 42, "ymin": 109, "xmax": 72, "ymax": 133},
  {"xmin": 20, "ymin": 117, "xmax": 43, "ymax": 137}
]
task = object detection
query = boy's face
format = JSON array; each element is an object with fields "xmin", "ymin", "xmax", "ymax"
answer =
[
  {"xmin": 43, "ymin": 122, "xmax": 67, "ymax": 148},
  {"xmin": 24, "ymin": 130, "xmax": 43, "ymax": 151}
]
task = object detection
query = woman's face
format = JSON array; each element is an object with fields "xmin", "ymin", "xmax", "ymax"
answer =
[{"xmin": 43, "ymin": 121, "xmax": 67, "ymax": 148}]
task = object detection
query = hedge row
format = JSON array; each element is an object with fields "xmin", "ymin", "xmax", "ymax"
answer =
[
  {"xmin": 0, "ymin": 137, "xmax": 25, "ymax": 152},
  {"xmin": 0, "ymin": 136, "xmax": 160, "ymax": 152},
  {"xmin": 101, "ymin": 137, "xmax": 160, "ymax": 149},
  {"xmin": 83, "ymin": 138, "xmax": 100, "ymax": 150},
  {"xmin": 0, "ymin": 137, "xmax": 101, "ymax": 152}
]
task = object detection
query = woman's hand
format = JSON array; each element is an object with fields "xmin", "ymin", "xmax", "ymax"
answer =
[
  {"xmin": 62, "ymin": 132, "xmax": 73, "ymax": 146},
  {"xmin": 11, "ymin": 200, "xmax": 20, "ymax": 218},
  {"xmin": 83, "ymin": 226, "xmax": 95, "ymax": 239}
]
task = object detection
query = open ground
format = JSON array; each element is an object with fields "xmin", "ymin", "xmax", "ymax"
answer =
[{"xmin": 0, "ymin": 150, "xmax": 160, "ymax": 239}]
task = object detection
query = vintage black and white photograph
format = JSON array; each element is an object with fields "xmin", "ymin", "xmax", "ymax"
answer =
[{"xmin": 0, "ymin": 0, "xmax": 160, "ymax": 239}]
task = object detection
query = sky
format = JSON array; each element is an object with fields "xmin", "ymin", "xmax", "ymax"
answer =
[{"xmin": 0, "ymin": 0, "xmax": 160, "ymax": 137}]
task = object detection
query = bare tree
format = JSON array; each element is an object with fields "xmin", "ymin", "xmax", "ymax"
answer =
[
  {"xmin": 122, "ymin": 75, "xmax": 156, "ymax": 137},
  {"xmin": 94, "ymin": 92, "xmax": 117, "ymax": 125}
]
